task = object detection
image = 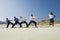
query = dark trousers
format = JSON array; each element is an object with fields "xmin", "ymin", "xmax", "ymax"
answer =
[
  {"xmin": 12, "ymin": 21, "xmax": 21, "ymax": 28},
  {"xmin": 49, "ymin": 18, "xmax": 54, "ymax": 26},
  {"xmin": 28, "ymin": 21, "xmax": 37, "ymax": 27},
  {"xmin": 20, "ymin": 21, "xmax": 28, "ymax": 28},
  {"xmin": 7, "ymin": 22, "xmax": 13, "ymax": 28}
]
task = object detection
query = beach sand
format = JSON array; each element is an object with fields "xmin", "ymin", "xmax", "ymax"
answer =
[{"xmin": 0, "ymin": 24, "xmax": 60, "ymax": 40}]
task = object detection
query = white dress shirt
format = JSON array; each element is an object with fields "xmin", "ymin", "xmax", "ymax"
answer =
[{"xmin": 29, "ymin": 16, "xmax": 35, "ymax": 21}]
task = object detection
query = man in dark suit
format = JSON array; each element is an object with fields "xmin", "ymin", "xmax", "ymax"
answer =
[
  {"xmin": 12, "ymin": 16, "xmax": 21, "ymax": 28},
  {"xmin": 6, "ymin": 18, "xmax": 13, "ymax": 28}
]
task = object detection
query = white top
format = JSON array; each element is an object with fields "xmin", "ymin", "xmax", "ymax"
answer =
[
  {"xmin": 49, "ymin": 14, "xmax": 54, "ymax": 19},
  {"xmin": 29, "ymin": 16, "xmax": 35, "ymax": 21},
  {"xmin": 20, "ymin": 17, "xmax": 26, "ymax": 22}
]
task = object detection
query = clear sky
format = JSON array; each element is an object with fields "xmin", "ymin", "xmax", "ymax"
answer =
[{"xmin": 0, "ymin": 0, "xmax": 60, "ymax": 22}]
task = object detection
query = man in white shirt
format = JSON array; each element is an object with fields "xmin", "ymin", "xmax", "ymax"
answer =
[
  {"xmin": 12, "ymin": 16, "xmax": 21, "ymax": 28},
  {"xmin": 6, "ymin": 18, "xmax": 13, "ymax": 28},
  {"xmin": 28, "ymin": 14, "xmax": 37, "ymax": 27},
  {"xmin": 48, "ymin": 12, "xmax": 55, "ymax": 26},
  {"xmin": 20, "ymin": 16, "xmax": 28, "ymax": 28}
]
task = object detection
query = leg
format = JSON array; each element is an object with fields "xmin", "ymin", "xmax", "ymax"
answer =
[
  {"xmin": 6, "ymin": 23, "xmax": 10, "ymax": 28},
  {"xmin": 49, "ymin": 19, "xmax": 52, "ymax": 26},
  {"xmin": 50, "ymin": 19, "xmax": 54, "ymax": 26},
  {"xmin": 24, "ymin": 21, "xmax": 28, "ymax": 28},
  {"xmin": 17, "ymin": 22, "xmax": 21, "ymax": 28},
  {"xmin": 52, "ymin": 20, "xmax": 54, "ymax": 26},
  {"xmin": 33, "ymin": 21, "xmax": 37, "ymax": 27},
  {"xmin": 20, "ymin": 22, "xmax": 27, "ymax": 27},
  {"xmin": 20, "ymin": 23, "xmax": 22, "ymax": 28},
  {"xmin": 10, "ymin": 22, "xmax": 14, "ymax": 28},
  {"xmin": 28, "ymin": 21, "xmax": 32, "ymax": 27},
  {"xmin": 52, "ymin": 22, "xmax": 54, "ymax": 26},
  {"xmin": 20, "ymin": 22, "xmax": 23, "ymax": 27},
  {"xmin": 12, "ymin": 22, "xmax": 17, "ymax": 28}
]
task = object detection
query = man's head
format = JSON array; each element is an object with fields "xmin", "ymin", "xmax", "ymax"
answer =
[
  {"xmin": 6, "ymin": 18, "xmax": 8, "ymax": 20},
  {"xmin": 14, "ymin": 16, "xmax": 16, "ymax": 18},
  {"xmin": 31, "ymin": 14, "xmax": 33, "ymax": 16},
  {"xmin": 20, "ymin": 16, "xmax": 22, "ymax": 18}
]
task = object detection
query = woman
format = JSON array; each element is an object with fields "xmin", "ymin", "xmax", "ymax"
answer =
[{"xmin": 48, "ymin": 12, "xmax": 55, "ymax": 26}]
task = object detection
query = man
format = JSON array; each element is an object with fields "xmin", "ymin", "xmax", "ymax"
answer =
[
  {"xmin": 6, "ymin": 18, "xmax": 13, "ymax": 28},
  {"xmin": 28, "ymin": 14, "xmax": 37, "ymax": 27},
  {"xmin": 12, "ymin": 16, "xmax": 21, "ymax": 28},
  {"xmin": 48, "ymin": 12, "xmax": 55, "ymax": 26},
  {"xmin": 20, "ymin": 16, "xmax": 28, "ymax": 28}
]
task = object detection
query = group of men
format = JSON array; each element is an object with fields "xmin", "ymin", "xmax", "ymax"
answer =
[
  {"xmin": 6, "ymin": 12, "xmax": 55, "ymax": 28},
  {"xmin": 6, "ymin": 14, "xmax": 37, "ymax": 28}
]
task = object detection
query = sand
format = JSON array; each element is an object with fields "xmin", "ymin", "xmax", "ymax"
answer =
[{"xmin": 0, "ymin": 24, "xmax": 60, "ymax": 40}]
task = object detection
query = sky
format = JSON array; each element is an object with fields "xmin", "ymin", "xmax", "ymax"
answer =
[{"xmin": 0, "ymin": 0, "xmax": 60, "ymax": 22}]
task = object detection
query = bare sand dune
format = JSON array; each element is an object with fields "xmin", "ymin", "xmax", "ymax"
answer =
[{"xmin": 0, "ymin": 24, "xmax": 60, "ymax": 40}]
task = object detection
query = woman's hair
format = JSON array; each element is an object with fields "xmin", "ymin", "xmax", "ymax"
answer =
[
  {"xmin": 31, "ymin": 14, "xmax": 33, "ymax": 16},
  {"xmin": 50, "ymin": 12, "xmax": 54, "ymax": 15}
]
